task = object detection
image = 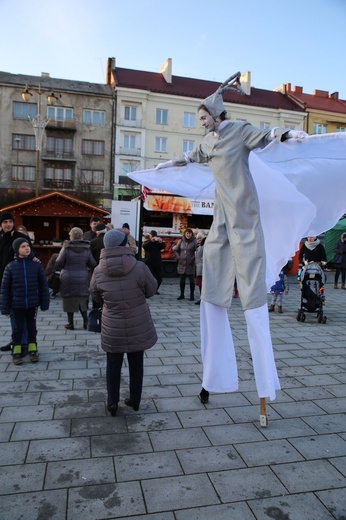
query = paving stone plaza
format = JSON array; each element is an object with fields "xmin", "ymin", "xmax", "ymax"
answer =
[{"xmin": 0, "ymin": 276, "xmax": 345, "ymax": 519}]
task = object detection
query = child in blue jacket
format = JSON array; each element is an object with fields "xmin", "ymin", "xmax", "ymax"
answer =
[
  {"xmin": 0, "ymin": 237, "xmax": 50, "ymax": 364},
  {"xmin": 268, "ymin": 269, "xmax": 289, "ymax": 314}
]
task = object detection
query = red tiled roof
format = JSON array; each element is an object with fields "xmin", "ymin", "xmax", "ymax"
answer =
[
  {"xmin": 286, "ymin": 88, "xmax": 346, "ymax": 114},
  {"xmin": 112, "ymin": 68, "xmax": 304, "ymax": 112}
]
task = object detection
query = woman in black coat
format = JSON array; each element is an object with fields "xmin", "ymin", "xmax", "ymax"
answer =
[
  {"xmin": 333, "ymin": 232, "xmax": 346, "ymax": 289},
  {"xmin": 299, "ymin": 236, "xmax": 327, "ymax": 265},
  {"xmin": 55, "ymin": 227, "xmax": 96, "ymax": 330}
]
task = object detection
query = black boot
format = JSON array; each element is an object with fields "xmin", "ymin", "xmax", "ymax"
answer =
[
  {"xmin": 177, "ymin": 278, "xmax": 185, "ymax": 300},
  {"xmin": 190, "ymin": 282, "xmax": 195, "ymax": 301},
  {"xmin": 199, "ymin": 387, "xmax": 209, "ymax": 404},
  {"xmin": 81, "ymin": 310, "xmax": 88, "ymax": 330},
  {"xmin": 65, "ymin": 312, "xmax": 74, "ymax": 330}
]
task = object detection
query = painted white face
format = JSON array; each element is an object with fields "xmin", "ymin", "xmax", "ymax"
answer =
[{"xmin": 198, "ymin": 109, "xmax": 216, "ymax": 132}]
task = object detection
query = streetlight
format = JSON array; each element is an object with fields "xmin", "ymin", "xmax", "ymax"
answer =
[{"xmin": 21, "ymin": 83, "xmax": 60, "ymax": 197}]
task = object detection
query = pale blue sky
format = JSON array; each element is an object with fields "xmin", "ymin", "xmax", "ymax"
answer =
[{"xmin": 1, "ymin": 0, "xmax": 346, "ymax": 98}]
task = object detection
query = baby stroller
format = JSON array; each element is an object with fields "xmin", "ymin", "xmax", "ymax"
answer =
[{"xmin": 296, "ymin": 262, "xmax": 327, "ymax": 323}]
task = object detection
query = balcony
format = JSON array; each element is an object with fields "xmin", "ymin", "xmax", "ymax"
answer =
[
  {"xmin": 119, "ymin": 147, "xmax": 141, "ymax": 156},
  {"xmin": 41, "ymin": 150, "xmax": 76, "ymax": 162},
  {"xmin": 120, "ymin": 118, "xmax": 142, "ymax": 128},
  {"xmin": 43, "ymin": 178, "xmax": 74, "ymax": 190},
  {"xmin": 45, "ymin": 120, "xmax": 76, "ymax": 132}
]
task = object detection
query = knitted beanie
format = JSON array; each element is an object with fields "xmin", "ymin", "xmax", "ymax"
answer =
[
  {"xmin": 12, "ymin": 237, "xmax": 30, "ymax": 255},
  {"xmin": 104, "ymin": 229, "xmax": 128, "ymax": 248},
  {"xmin": 0, "ymin": 211, "xmax": 14, "ymax": 225}
]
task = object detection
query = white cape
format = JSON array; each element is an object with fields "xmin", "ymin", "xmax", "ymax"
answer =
[{"xmin": 129, "ymin": 133, "xmax": 346, "ymax": 290}]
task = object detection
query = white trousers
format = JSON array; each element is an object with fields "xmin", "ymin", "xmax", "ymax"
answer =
[{"xmin": 200, "ymin": 301, "xmax": 280, "ymax": 400}]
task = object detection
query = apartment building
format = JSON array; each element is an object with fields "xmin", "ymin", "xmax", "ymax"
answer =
[
  {"xmin": 0, "ymin": 71, "xmax": 115, "ymax": 210},
  {"xmin": 107, "ymin": 57, "xmax": 307, "ymax": 200},
  {"xmin": 276, "ymin": 83, "xmax": 346, "ymax": 134}
]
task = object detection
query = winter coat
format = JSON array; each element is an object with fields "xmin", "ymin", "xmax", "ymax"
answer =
[
  {"xmin": 143, "ymin": 238, "xmax": 165, "ymax": 269},
  {"xmin": 55, "ymin": 240, "xmax": 96, "ymax": 298},
  {"xmin": 90, "ymin": 234, "xmax": 105, "ymax": 265},
  {"xmin": 195, "ymin": 238, "xmax": 206, "ymax": 277},
  {"xmin": 333, "ymin": 233, "xmax": 346, "ymax": 269},
  {"xmin": 0, "ymin": 229, "xmax": 33, "ymax": 285},
  {"xmin": 89, "ymin": 246, "xmax": 158, "ymax": 354},
  {"xmin": 1, "ymin": 256, "xmax": 50, "ymax": 314},
  {"xmin": 270, "ymin": 270, "xmax": 288, "ymax": 295},
  {"xmin": 299, "ymin": 241, "xmax": 327, "ymax": 264},
  {"xmin": 173, "ymin": 235, "xmax": 197, "ymax": 275}
]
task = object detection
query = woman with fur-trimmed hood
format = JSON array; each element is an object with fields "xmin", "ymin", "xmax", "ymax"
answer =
[{"xmin": 90, "ymin": 229, "xmax": 157, "ymax": 416}]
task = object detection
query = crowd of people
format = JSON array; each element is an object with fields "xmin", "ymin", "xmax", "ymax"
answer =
[{"xmin": 0, "ymin": 207, "xmax": 345, "ymax": 411}]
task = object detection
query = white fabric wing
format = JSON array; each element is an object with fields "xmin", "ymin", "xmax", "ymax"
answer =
[{"xmin": 129, "ymin": 133, "xmax": 346, "ymax": 290}]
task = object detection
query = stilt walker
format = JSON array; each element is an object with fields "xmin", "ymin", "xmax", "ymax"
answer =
[{"xmin": 130, "ymin": 73, "xmax": 346, "ymax": 426}]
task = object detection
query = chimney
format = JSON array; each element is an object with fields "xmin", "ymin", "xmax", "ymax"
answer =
[
  {"xmin": 41, "ymin": 72, "xmax": 50, "ymax": 78},
  {"xmin": 160, "ymin": 58, "xmax": 172, "ymax": 84},
  {"xmin": 107, "ymin": 57, "xmax": 115, "ymax": 85},
  {"xmin": 313, "ymin": 89, "xmax": 329, "ymax": 98},
  {"xmin": 292, "ymin": 86, "xmax": 303, "ymax": 94},
  {"xmin": 240, "ymin": 71, "xmax": 251, "ymax": 95},
  {"xmin": 330, "ymin": 91, "xmax": 339, "ymax": 100}
]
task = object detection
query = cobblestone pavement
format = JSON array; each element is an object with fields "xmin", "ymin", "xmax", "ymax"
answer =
[{"xmin": 0, "ymin": 275, "xmax": 345, "ymax": 519}]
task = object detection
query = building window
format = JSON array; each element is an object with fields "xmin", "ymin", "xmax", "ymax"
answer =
[
  {"xmin": 259, "ymin": 122, "xmax": 270, "ymax": 130},
  {"xmin": 12, "ymin": 134, "xmax": 35, "ymax": 150},
  {"xmin": 45, "ymin": 167, "xmax": 72, "ymax": 184},
  {"xmin": 184, "ymin": 112, "xmax": 195, "ymax": 127},
  {"xmin": 122, "ymin": 162, "xmax": 137, "ymax": 175},
  {"xmin": 13, "ymin": 101, "xmax": 37, "ymax": 120},
  {"xmin": 46, "ymin": 137, "xmax": 73, "ymax": 157},
  {"xmin": 183, "ymin": 140, "xmax": 194, "ymax": 153},
  {"xmin": 47, "ymin": 106, "xmax": 73, "ymax": 121},
  {"xmin": 12, "ymin": 165, "xmax": 35, "ymax": 181},
  {"xmin": 284, "ymin": 124, "xmax": 296, "ymax": 130},
  {"xmin": 155, "ymin": 137, "xmax": 167, "ymax": 153},
  {"xmin": 336, "ymin": 127, "xmax": 346, "ymax": 132},
  {"xmin": 83, "ymin": 109, "xmax": 105, "ymax": 126},
  {"xmin": 156, "ymin": 109, "xmax": 168, "ymax": 125},
  {"xmin": 81, "ymin": 169, "xmax": 104, "ymax": 185},
  {"xmin": 123, "ymin": 134, "xmax": 136, "ymax": 149},
  {"xmin": 82, "ymin": 139, "xmax": 105, "ymax": 155},
  {"xmin": 124, "ymin": 106, "xmax": 137, "ymax": 121},
  {"xmin": 313, "ymin": 123, "xmax": 327, "ymax": 134}
]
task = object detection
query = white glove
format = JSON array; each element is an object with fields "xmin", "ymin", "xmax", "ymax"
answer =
[
  {"xmin": 288, "ymin": 130, "xmax": 308, "ymax": 140},
  {"xmin": 155, "ymin": 160, "xmax": 173, "ymax": 170}
]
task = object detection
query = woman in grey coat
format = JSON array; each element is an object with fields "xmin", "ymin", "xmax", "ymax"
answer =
[
  {"xmin": 90, "ymin": 229, "xmax": 158, "ymax": 416},
  {"xmin": 173, "ymin": 228, "xmax": 197, "ymax": 301},
  {"xmin": 55, "ymin": 227, "xmax": 96, "ymax": 330}
]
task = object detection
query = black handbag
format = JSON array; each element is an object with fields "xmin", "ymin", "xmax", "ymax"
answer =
[
  {"xmin": 333, "ymin": 254, "xmax": 343, "ymax": 265},
  {"xmin": 88, "ymin": 308, "xmax": 102, "ymax": 332},
  {"xmin": 47, "ymin": 271, "xmax": 60, "ymax": 293}
]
